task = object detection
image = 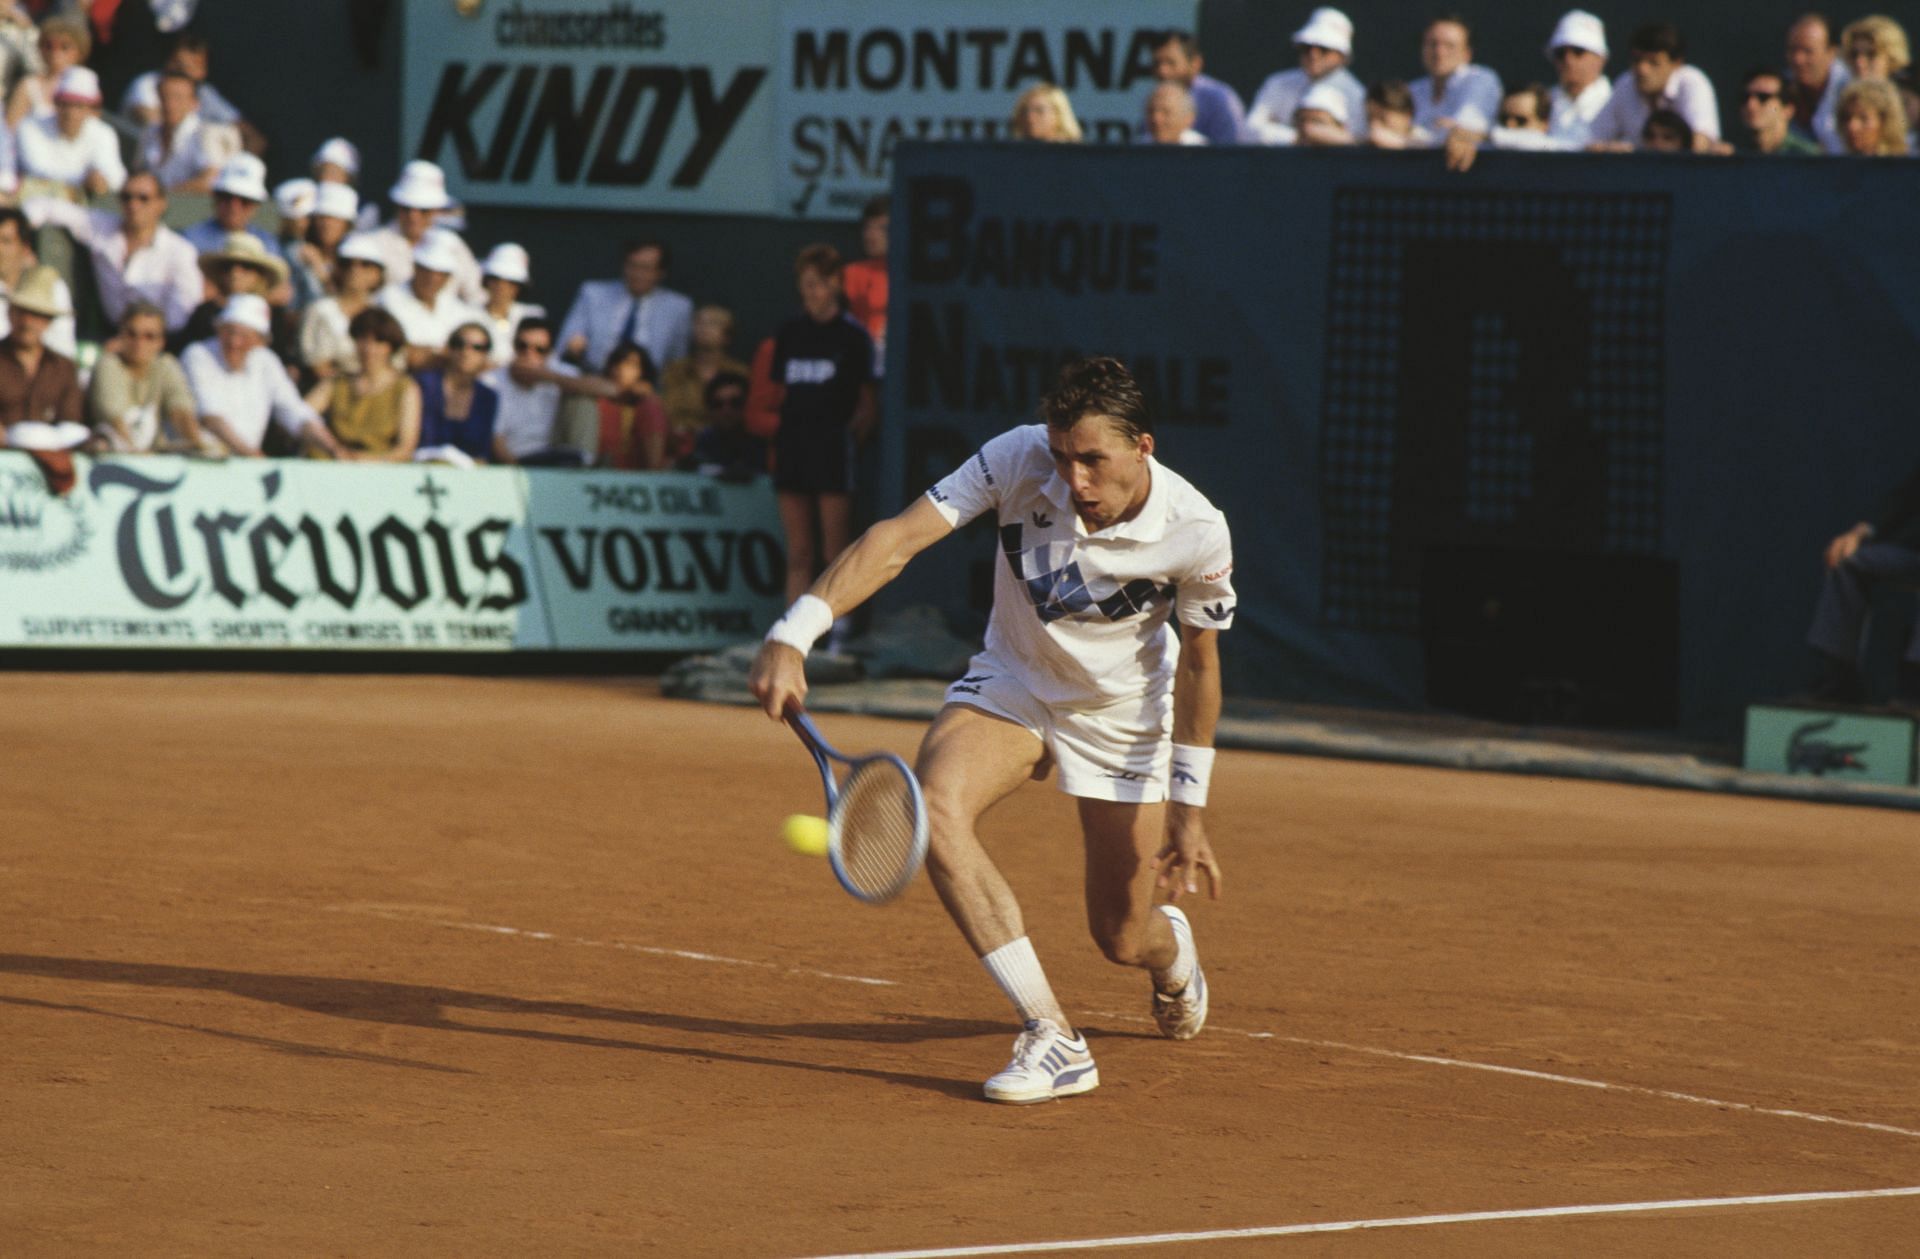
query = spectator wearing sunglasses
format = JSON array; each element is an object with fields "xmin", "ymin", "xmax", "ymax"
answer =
[
  {"xmin": 1444, "ymin": 84, "xmax": 1553, "ymax": 171},
  {"xmin": 24, "ymin": 170, "xmax": 201, "ymax": 332},
  {"xmin": 1588, "ymin": 22, "xmax": 1720, "ymax": 151},
  {"xmin": 181, "ymin": 153, "xmax": 281, "ymax": 260},
  {"xmin": 681, "ymin": 370, "xmax": 768, "ymax": 482},
  {"xmin": 303, "ymin": 306, "xmax": 421, "ymax": 462},
  {"xmin": 88, "ymin": 300, "xmax": 209, "ymax": 454},
  {"xmin": 1480, "ymin": 11, "xmax": 1612, "ymax": 153},
  {"xmin": 483, "ymin": 314, "xmax": 612, "ymax": 466},
  {"xmin": 1726, "ymin": 68, "xmax": 1820, "ymax": 154},
  {"xmin": 415, "ymin": 321, "xmax": 501, "ymax": 466},
  {"xmin": 1248, "ymin": 8, "xmax": 1365, "ymax": 145}
]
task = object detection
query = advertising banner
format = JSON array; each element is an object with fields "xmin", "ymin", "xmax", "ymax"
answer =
[
  {"xmin": 776, "ymin": 0, "xmax": 1194, "ymax": 218},
  {"xmin": 0, "ymin": 454, "xmax": 784, "ymax": 653},
  {"xmin": 401, "ymin": 0, "xmax": 780, "ymax": 215},
  {"xmin": 521, "ymin": 468, "xmax": 786, "ymax": 649}
]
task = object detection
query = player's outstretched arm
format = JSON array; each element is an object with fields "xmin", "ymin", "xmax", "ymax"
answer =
[
  {"xmin": 1157, "ymin": 626, "xmax": 1224, "ymax": 901},
  {"xmin": 749, "ymin": 496, "xmax": 955, "ymax": 719}
]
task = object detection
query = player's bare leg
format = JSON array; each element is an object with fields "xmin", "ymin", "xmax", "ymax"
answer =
[
  {"xmin": 1079, "ymin": 798, "xmax": 1179, "ymax": 971},
  {"xmin": 919, "ymin": 704, "xmax": 1097, "ymax": 1101},
  {"xmin": 1082, "ymin": 797, "xmax": 1209, "ymax": 1039},
  {"xmin": 916, "ymin": 704, "xmax": 1048, "ymax": 967}
]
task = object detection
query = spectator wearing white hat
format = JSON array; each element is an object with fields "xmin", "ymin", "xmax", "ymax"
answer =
[
  {"xmin": 1294, "ymin": 80, "xmax": 1357, "ymax": 145},
  {"xmin": 135, "ymin": 69, "xmax": 240, "ymax": 194},
  {"xmin": 0, "ymin": 264, "xmax": 82, "ymax": 438},
  {"xmin": 299, "ymin": 231, "xmax": 387, "ymax": 383},
  {"xmin": 16, "ymin": 66, "xmax": 125, "ymax": 200},
  {"xmin": 1247, "ymin": 8, "xmax": 1366, "ymax": 145},
  {"xmin": 183, "ymin": 294, "xmax": 344, "ymax": 459},
  {"xmin": 273, "ymin": 179, "xmax": 323, "ymax": 310},
  {"xmin": 378, "ymin": 228, "xmax": 483, "ymax": 370},
  {"xmin": 367, "ymin": 159, "xmax": 484, "ymax": 305},
  {"xmin": 1141, "ymin": 31, "xmax": 1245, "ymax": 145},
  {"xmin": 558, "ymin": 237, "xmax": 692, "ymax": 373},
  {"xmin": 23, "ymin": 171, "xmax": 201, "ymax": 333},
  {"xmin": 1411, "ymin": 16, "xmax": 1504, "ymax": 137},
  {"xmin": 311, "ymin": 137, "xmax": 361, "ymax": 186},
  {"xmin": 0, "ymin": 207, "xmax": 76, "ymax": 360},
  {"xmin": 181, "ymin": 153, "xmax": 280, "ymax": 259},
  {"xmin": 1483, "ymin": 11, "xmax": 1613, "ymax": 151},
  {"xmin": 288, "ymin": 182, "xmax": 361, "ymax": 314},
  {"xmin": 477, "ymin": 243, "xmax": 544, "ymax": 367},
  {"xmin": 1141, "ymin": 83, "xmax": 1207, "ymax": 145},
  {"xmin": 1447, "ymin": 12, "xmax": 1614, "ymax": 169}
]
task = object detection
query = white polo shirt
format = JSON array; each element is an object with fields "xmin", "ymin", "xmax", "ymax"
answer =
[
  {"xmin": 925, "ymin": 424, "xmax": 1235, "ymax": 709},
  {"xmin": 1587, "ymin": 64, "xmax": 1722, "ymax": 144},
  {"xmin": 1490, "ymin": 77, "xmax": 1615, "ymax": 151},
  {"xmin": 180, "ymin": 339, "xmax": 316, "ymax": 450},
  {"xmin": 483, "ymin": 357, "xmax": 577, "ymax": 458},
  {"xmin": 1246, "ymin": 66, "xmax": 1367, "ymax": 145},
  {"xmin": 1411, "ymin": 63, "xmax": 1506, "ymax": 135},
  {"xmin": 16, "ymin": 113, "xmax": 126, "ymax": 192},
  {"xmin": 378, "ymin": 281, "xmax": 482, "ymax": 351}
]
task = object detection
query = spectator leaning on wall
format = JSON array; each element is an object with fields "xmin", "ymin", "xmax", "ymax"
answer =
[
  {"xmin": 1142, "ymin": 29, "xmax": 1247, "ymax": 145},
  {"xmin": 1587, "ymin": 22, "xmax": 1721, "ymax": 152},
  {"xmin": 1247, "ymin": 7, "xmax": 1365, "ymax": 145}
]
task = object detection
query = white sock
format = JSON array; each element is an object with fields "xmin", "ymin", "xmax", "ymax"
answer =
[
  {"xmin": 1151, "ymin": 917, "xmax": 1195, "ymax": 995},
  {"xmin": 980, "ymin": 937, "xmax": 1066, "ymax": 1028}
]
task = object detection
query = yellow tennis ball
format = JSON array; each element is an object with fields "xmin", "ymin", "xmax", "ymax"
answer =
[{"xmin": 782, "ymin": 813, "xmax": 829, "ymax": 857}]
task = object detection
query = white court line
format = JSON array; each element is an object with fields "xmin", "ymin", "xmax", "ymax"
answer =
[
  {"xmin": 790, "ymin": 1185, "xmax": 1920, "ymax": 1258},
  {"xmin": 327, "ymin": 907, "xmax": 897, "ymax": 987},
  {"xmin": 1093, "ymin": 1011, "xmax": 1920, "ymax": 1142}
]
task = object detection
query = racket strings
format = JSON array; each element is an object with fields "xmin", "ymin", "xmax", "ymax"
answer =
[{"xmin": 834, "ymin": 760, "xmax": 922, "ymax": 901}]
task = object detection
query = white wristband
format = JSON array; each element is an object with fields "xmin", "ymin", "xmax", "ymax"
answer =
[
  {"xmin": 1169, "ymin": 743, "xmax": 1214, "ymax": 806},
  {"xmin": 765, "ymin": 594, "xmax": 834, "ymax": 655}
]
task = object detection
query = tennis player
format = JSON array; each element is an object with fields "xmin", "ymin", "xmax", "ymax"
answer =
[{"xmin": 750, "ymin": 356, "xmax": 1233, "ymax": 1104}]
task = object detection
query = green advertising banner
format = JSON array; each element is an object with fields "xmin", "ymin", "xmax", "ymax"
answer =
[
  {"xmin": 0, "ymin": 453, "xmax": 783, "ymax": 653},
  {"xmin": 521, "ymin": 468, "xmax": 786, "ymax": 649}
]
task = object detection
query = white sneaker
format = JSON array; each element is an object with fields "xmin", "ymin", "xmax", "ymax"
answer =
[
  {"xmin": 1151, "ymin": 905, "xmax": 1209, "ymax": 1040},
  {"xmin": 982, "ymin": 1018, "xmax": 1099, "ymax": 1104}
]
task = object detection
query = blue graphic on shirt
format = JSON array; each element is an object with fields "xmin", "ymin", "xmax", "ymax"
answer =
[{"xmin": 999, "ymin": 523, "xmax": 1170, "ymax": 624}]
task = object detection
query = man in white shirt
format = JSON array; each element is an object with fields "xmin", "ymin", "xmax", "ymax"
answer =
[
  {"xmin": 1784, "ymin": 13, "xmax": 1849, "ymax": 153},
  {"xmin": 16, "ymin": 67, "xmax": 124, "ymax": 199},
  {"xmin": 749, "ymin": 356, "xmax": 1233, "ymax": 1104},
  {"xmin": 1587, "ymin": 22, "xmax": 1721, "ymax": 150},
  {"xmin": 25, "ymin": 171, "xmax": 202, "ymax": 333},
  {"xmin": 367, "ymin": 160, "xmax": 484, "ymax": 306},
  {"xmin": 1246, "ymin": 7, "xmax": 1366, "ymax": 145},
  {"xmin": 482, "ymin": 314, "xmax": 589, "ymax": 465},
  {"xmin": 138, "ymin": 70, "xmax": 239, "ymax": 194},
  {"xmin": 558, "ymin": 238, "xmax": 692, "ymax": 373},
  {"xmin": 182, "ymin": 294, "xmax": 343, "ymax": 458},
  {"xmin": 121, "ymin": 32, "xmax": 247, "ymax": 133},
  {"xmin": 1446, "ymin": 11, "xmax": 1614, "ymax": 169},
  {"xmin": 1412, "ymin": 16, "xmax": 1504, "ymax": 136},
  {"xmin": 379, "ymin": 229, "xmax": 482, "ymax": 370}
]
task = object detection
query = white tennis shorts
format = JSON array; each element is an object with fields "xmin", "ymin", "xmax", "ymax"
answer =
[{"xmin": 943, "ymin": 652, "xmax": 1172, "ymax": 803}]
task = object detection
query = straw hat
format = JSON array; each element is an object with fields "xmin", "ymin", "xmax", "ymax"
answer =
[
  {"xmin": 198, "ymin": 231, "xmax": 291, "ymax": 289},
  {"xmin": 7, "ymin": 265, "xmax": 70, "ymax": 319}
]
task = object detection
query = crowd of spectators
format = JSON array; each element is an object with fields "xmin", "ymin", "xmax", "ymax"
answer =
[
  {"xmin": 1105, "ymin": 8, "xmax": 1920, "ymax": 164},
  {"xmin": 0, "ymin": 14, "xmax": 790, "ymax": 489}
]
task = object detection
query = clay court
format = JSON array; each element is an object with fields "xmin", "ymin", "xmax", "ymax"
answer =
[{"xmin": 3, "ymin": 672, "xmax": 1918, "ymax": 1256}]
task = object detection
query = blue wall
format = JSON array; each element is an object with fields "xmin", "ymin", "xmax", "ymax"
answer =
[{"xmin": 878, "ymin": 143, "xmax": 1920, "ymax": 735}]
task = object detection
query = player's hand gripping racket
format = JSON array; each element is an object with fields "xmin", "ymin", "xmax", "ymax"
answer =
[{"xmin": 786, "ymin": 710, "xmax": 929, "ymax": 904}]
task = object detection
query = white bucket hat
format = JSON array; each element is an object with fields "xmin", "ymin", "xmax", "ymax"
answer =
[
  {"xmin": 1546, "ymin": 10, "xmax": 1608, "ymax": 59},
  {"xmin": 411, "ymin": 227, "xmax": 465, "ymax": 275},
  {"xmin": 273, "ymin": 178, "xmax": 317, "ymax": 220},
  {"xmin": 313, "ymin": 182, "xmax": 359, "ymax": 223},
  {"xmin": 1292, "ymin": 7, "xmax": 1353, "ymax": 56},
  {"xmin": 480, "ymin": 242, "xmax": 530, "ymax": 285},
  {"xmin": 336, "ymin": 232, "xmax": 386, "ymax": 268},
  {"xmin": 389, "ymin": 159, "xmax": 452, "ymax": 211},
  {"xmin": 212, "ymin": 153, "xmax": 268, "ymax": 203},
  {"xmin": 217, "ymin": 293, "xmax": 271, "ymax": 337},
  {"xmin": 311, "ymin": 136, "xmax": 361, "ymax": 178},
  {"xmin": 1298, "ymin": 80, "xmax": 1352, "ymax": 125}
]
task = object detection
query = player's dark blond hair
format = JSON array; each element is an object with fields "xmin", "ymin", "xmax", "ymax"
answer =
[{"xmin": 1041, "ymin": 357, "xmax": 1151, "ymax": 440}]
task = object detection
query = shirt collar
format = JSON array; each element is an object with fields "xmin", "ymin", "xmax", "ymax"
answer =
[{"xmin": 1048, "ymin": 457, "xmax": 1167, "ymax": 541}]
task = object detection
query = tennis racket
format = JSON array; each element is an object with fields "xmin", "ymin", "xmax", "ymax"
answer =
[{"xmin": 786, "ymin": 710, "xmax": 930, "ymax": 905}]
